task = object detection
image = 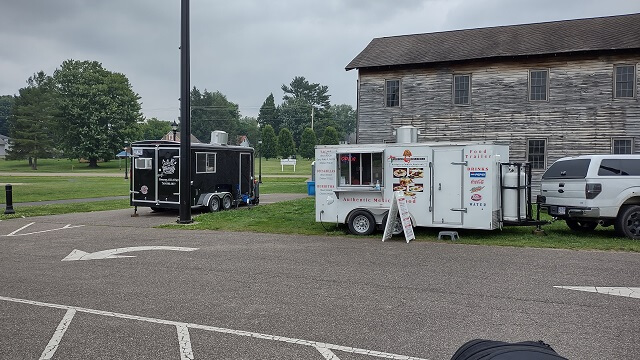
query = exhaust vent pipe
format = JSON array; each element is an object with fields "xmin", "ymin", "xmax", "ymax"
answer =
[
  {"xmin": 394, "ymin": 126, "xmax": 420, "ymax": 143},
  {"xmin": 210, "ymin": 130, "xmax": 228, "ymax": 145}
]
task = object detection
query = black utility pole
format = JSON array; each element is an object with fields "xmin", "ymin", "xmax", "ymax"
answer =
[{"xmin": 178, "ymin": 0, "xmax": 192, "ymax": 224}]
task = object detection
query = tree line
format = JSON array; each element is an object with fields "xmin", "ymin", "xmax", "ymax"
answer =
[{"xmin": 1, "ymin": 60, "xmax": 355, "ymax": 169}]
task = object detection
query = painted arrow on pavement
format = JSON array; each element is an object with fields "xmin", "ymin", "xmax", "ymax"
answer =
[
  {"xmin": 62, "ymin": 246, "xmax": 199, "ymax": 261},
  {"xmin": 554, "ymin": 286, "xmax": 640, "ymax": 299}
]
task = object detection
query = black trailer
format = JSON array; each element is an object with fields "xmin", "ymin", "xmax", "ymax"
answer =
[{"xmin": 130, "ymin": 140, "xmax": 258, "ymax": 212}]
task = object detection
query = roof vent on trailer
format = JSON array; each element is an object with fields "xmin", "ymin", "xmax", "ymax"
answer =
[
  {"xmin": 210, "ymin": 130, "xmax": 228, "ymax": 145},
  {"xmin": 394, "ymin": 126, "xmax": 420, "ymax": 143}
]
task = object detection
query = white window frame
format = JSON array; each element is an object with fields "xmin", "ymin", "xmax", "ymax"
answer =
[
  {"xmin": 613, "ymin": 64, "xmax": 637, "ymax": 99},
  {"xmin": 453, "ymin": 74, "xmax": 471, "ymax": 105},
  {"xmin": 134, "ymin": 158, "xmax": 152, "ymax": 170},
  {"xmin": 527, "ymin": 138, "xmax": 547, "ymax": 169},
  {"xmin": 612, "ymin": 137, "xmax": 634, "ymax": 154},
  {"xmin": 528, "ymin": 69, "xmax": 549, "ymax": 102},
  {"xmin": 385, "ymin": 79, "xmax": 401, "ymax": 107},
  {"xmin": 195, "ymin": 152, "xmax": 217, "ymax": 174}
]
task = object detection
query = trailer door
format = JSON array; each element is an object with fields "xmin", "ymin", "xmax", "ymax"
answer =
[
  {"xmin": 239, "ymin": 152, "xmax": 253, "ymax": 195},
  {"xmin": 132, "ymin": 146, "xmax": 157, "ymax": 204},
  {"xmin": 156, "ymin": 147, "xmax": 180, "ymax": 204},
  {"xmin": 432, "ymin": 149, "xmax": 464, "ymax": 225}
]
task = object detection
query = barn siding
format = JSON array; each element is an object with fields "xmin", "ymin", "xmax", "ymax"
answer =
[{"xmin": 356, "ymin": 54, "xmax": 640, "ymax": 178}]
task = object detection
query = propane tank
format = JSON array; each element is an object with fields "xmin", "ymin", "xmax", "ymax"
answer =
[{"xmin": 502, "ymin": 165, "xmax": 527, "ymax": 221}]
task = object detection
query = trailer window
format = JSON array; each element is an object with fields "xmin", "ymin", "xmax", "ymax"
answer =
[
  {"xmin": 196, "ymin": 152, "xmax": 216, "ymax": 173},
  {"xmin": 134, "ymin": 158, "xmax": 152, "ymax": 170},
  {"xmin": 338, "ymin": 152, "xmax": 384, "ymax": 187}
]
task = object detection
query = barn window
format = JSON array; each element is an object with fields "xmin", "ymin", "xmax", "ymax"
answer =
[
  {"xmin": 529, "ymin": 70, "xmax": 549, "ymax": 101},
  {"xmin": 527, "ymin": 139, "xmax": 547, "ymax": 169},
  {"xmin": 612, "ymin": 138, "xmax": 633, "ymax": 154},
  {"xmin": 453, "ymin": 74, "xmax": 471, "ymax": 105},
  {"xmin": 614, "ymin": 65, "xmax": 636, "ymax": 98},
  {"xmin": 195, "ymin": 152, "xmax": 216, "ymax": 173},
  {"xmin": 385, "ymin": 79, "xmax": 400, "ymax": 107}
]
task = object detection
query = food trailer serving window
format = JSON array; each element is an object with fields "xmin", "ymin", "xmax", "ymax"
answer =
[
  {"xmin": 196, "ymin": 152, "xmax": 217, "ymax": 173},
  {"xmin": 135, "ymin": 158, "xmax": 152, "ymax": 170},
  {"xmin": 338, "ymin": 152, "xmax": 383, "ymax": 186}
]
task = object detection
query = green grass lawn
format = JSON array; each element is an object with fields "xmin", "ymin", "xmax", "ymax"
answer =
[
  {"xmin": 0, "ymin": 176, "xmax": 130, "ymax": 203},
  {"xmin": 0, "ymin": 157, "xmax": 314, "ymax": 176},
  {"xmin": 161, "ymin": 197, "xmax": 640, "ymax": 252},
  {"xmin": 0, "ymin": 158, "xmax": 125, "ymax": 173}
]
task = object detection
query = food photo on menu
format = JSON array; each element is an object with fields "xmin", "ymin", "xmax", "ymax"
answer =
[
  {"xmin": 393, "ymin": 168, "xmax": 407, "ymax": 178},
  {"xmin": 408, "ymin": 168, "xmax": 424, "ymax": 178}
]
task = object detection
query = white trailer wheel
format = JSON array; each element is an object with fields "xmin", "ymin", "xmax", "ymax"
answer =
[
  {"xmin": 348, "ymin": 210, "xmax": 375, "ymax": 236},
  {"xmin": 382, "ymin": 212, "xmax": 404, "ymax": 235},
  {"xmin": 208, "ymin": 196, "xmax": 220, "ymax": 212},
  {"xmin": 222, "ymin": 194, "xmax": 233, "ymax": 210}
]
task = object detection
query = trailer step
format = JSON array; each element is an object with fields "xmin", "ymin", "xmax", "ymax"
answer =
[{"xmin": 438, "ymin": 231, "xmax": 459, "ymax": 241}]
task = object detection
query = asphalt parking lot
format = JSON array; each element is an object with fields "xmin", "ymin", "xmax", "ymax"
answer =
[{"xmin": 1, "ymin": 207, "xmax": 638, "ymax": 359}]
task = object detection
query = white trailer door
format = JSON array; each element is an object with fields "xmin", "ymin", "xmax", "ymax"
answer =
[{"xmin": 432, "ymin": 149, "xmax": 464, "ymax": 225}]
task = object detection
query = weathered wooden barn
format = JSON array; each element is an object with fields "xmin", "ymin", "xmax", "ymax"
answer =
[{"xmin": 346, "ymin": 13, "xmax": 640, "ymax": 178}]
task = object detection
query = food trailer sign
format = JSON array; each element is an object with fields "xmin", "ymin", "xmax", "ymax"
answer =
[{"xmin": 382, "ymin": 191, "xmax": 415, "ymax": 243}]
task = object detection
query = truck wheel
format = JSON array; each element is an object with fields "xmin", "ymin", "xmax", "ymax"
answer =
[
  {"xmin": 222, "ymin": 194, "xmax": 233, "ymax": 210},
  {"xmin": 208, "ymin": 196, "xmax": 220, "ymax": 212},
  {"xmin": 615, "ymin": 205, "xmax": 640, "ymax": 240},
  {"xmin": 347, "ymin": 210, "xmax": 376, "ymax": 236},
  {"xmin": 382, "ymin": 212, "xmax": 404, "ymax": 235},
  {"xmin": 566, "ymin": 220, "xmax": 597, "ymax": 232}
]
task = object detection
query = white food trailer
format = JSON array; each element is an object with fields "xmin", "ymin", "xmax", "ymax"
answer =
[{"xmin": 314, "ymin": 127, "xmax": 538, "ymax": 236}]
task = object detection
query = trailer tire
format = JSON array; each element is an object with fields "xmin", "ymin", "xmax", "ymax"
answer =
[
  {"xmin": 222, "ymin": 194, "xmax": 233, "ymax": 210},
  {"xmin": 208, "ymin": 196, "xmax": 220, "ymax": 212},
  {"xmin": 347, "ymin": 210, "xmax": 376, "ymax": 236},
  {"xmin": 252, "ymin": 198, "xmax": 259, "ymax": 205},
  {"xmin": 381, "ymin": 212, "xmax": 404, "ymax": 235}
]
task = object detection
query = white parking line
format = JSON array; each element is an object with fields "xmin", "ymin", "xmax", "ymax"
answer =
[
  {"xmin": 554, "ymin": 286, "xmax": 640, "ymax": 299},
  {"xmin": 39, "ymin": 308, "xmax": 76, "ymax": 360},
  {"xmin": 316, "ymin": 345, "xmax": 341, "ymax": 359},
  {"xmin": 5, "ymin": 222, "xmax": 85, "ymax": 237},
  {"xmin": 1, "ymin": 295, "xmax": 430, "ymax": 360},
  {"xmin": 176, "ymin": 324, "xmax": 194, "ymax": 360}
]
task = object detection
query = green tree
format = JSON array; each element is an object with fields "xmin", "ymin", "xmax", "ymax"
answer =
[
  {"xmin": 7, "ymin": 72, "xmax": 58, "ymax": 169},
  {"xmin": 190, "ymin": 88, "xmax": 240, "ymax": 142},
  {"xmin": 0, "ymin": 95, "xmax": 14, "ymax": 136},
  {"xmin": 237, "ymin": 116, "xmax": 260, "ymax": 146},
  {"xmin": 299, "ymin": 128, "xmax": 317, "ymax": 159},
  {"xmin": 330, "ymin": 104, "xmax": 356, "ymax": 141},
  {"xmin": 281, "ymin": 76, "xmax": 330, "ymax": 109},
  {"xmin": 320, "ymin": 126, "xmax": 340, "ymax": 145},
  {"xmin": 261, "ymin": 124, "xmax": 278, "ymax": 160},
  {"xmin": 279, "ymin": 97, "xmax": 311, "ymax": 147},
  {"xmin": 277, "ymin": 128, "xmax": 295, "ymax": 159},
  {"xmin": 139, "ymin": 117, "xmax": 172, "ymax": 140},
  {"xmin": 53, "ymin": 60, "xmax": 142, "ymax": 167},
  {"xmin": 257, "ymin": 93, "xmax": 280, "ymax": 133}
]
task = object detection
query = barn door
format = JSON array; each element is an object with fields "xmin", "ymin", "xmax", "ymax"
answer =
[{"xmin": 432, "ymin": 149, "xmax": 464, "ymax": 225}]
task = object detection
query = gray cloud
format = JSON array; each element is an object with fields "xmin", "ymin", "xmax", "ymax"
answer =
[{"xmin": 1, "ymin": 1, "xmax": 638, "ymax": 120}]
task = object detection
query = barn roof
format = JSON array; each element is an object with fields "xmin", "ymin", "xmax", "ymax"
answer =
[{"xmin": 346, "ymin": 13, "xmax": 640, "ymax": 71}]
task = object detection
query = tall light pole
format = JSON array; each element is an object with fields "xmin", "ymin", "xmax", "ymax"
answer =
[
  {"xmin": 124, "ymin": 141, "xmax": 129, "ymax": 180},
  {"xmin": 171, "ymin": 120, "xmax": 178, "ymax": 141},
  {"xmin": 178, "ymin": 0, "xmax": 192, "ymax": 224},
  {"xmin": 258, "ymin": 140, "xmax": 263, "ymax": 184}
]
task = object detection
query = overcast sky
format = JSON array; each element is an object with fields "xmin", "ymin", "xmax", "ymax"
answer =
[{"xmin": 1, "ymin": 1, "xmax": 639, "ymax": 121}]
